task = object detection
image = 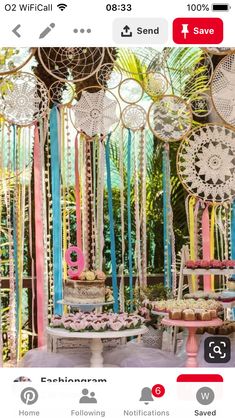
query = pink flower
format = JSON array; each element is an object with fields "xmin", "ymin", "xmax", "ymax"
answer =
[
  {"xmin": 51, "ymin": 318, "xmax": 62, "ymax": 327},
  {"xmin": 91, "ymin": 321, "xmax": 106, "ymax": 331}
]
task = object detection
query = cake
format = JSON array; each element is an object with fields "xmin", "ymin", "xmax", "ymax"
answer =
[{"xmin": 63, "ymin": 270, "xmax": 107, "ymax": 304}]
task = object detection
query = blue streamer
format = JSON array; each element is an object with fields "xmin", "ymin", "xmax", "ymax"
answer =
[
  {"xmin": 163, "ymin": 148, "xmax": 172, "ymax": 289},
  {"xmin": 50, "ymin": 107, "xmax": 63, "ymax": 315},
  {"xmin": 105, "ymin": 134, "xmax": 119, "ymax": 313},
  {"xmin": 127, "ymin": 130, "xmax": 133, "ymax": 311}
]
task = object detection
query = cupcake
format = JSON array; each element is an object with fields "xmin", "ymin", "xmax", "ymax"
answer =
[
  {"xmin": 85, "ymin": 271, "xmax": 96, "ymax": 281},
  {"xmin": 95, "ymin": 270, "xmax": 106, "ymax": 280}
]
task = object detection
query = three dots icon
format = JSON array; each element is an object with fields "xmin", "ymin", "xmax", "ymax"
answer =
[{"xmin": 74, "ymin": 28, "xmax": 92, "ymax": 34}]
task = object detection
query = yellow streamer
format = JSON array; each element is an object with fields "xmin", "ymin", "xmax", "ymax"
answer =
[{"xmin": 210, "ymin": 205, "xmax": 215, "ymax": 291}]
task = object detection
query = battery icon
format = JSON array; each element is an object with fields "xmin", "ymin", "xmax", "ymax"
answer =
[{"xmin": 212, "ymin": 3, "xmax": 231, "ymax": 11}]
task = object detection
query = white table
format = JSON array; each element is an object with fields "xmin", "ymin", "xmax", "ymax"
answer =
[{"xmin": 47, "ymin": 326, "xmax": 147, "ymax": 367}]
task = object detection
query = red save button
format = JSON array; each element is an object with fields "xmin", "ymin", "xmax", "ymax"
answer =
[{"xmin": 173, "ymin": 18, "xmax": 223, "ymax": 44}]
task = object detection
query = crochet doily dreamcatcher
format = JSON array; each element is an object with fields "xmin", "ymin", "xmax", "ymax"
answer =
[
  {"xmin": 177, "ymin": 124, "xmax": 235, "ymax": 203},
  {"xmin": 0, "ymin": 48, "xmax": 35, "ymax": 75},
  {"xmin": 204, "ymin": 47, "xmax": 235, "ymax": 55},
  {"xmin": 148, "ymin": 95, "xmax": 192, "ymax": 142},
  {"xmin": 96, "ymin": 63, "xmax": 122, "ymax": 89},
  {"xmin": 38, "ymin": 48, "xmax": 105, "ymax": 82},
  {"xmin": 211, "ymin": 53, "xmax": 235, "ymax": 127},
  {"xmin": 143, "ymin": 72, "xmax": 168, "ymax": 98},
  {"xmin": 190, "ymin": 92, "xmax": 213, "ymax": 118},
  {"xmin": 121, "ymin": 105, "xmax": 146, "ymax": 131},
  {"xmin": 71, "ymin": 88, "xmax": 120, "ymax": 138},
  {"xmin": 49, "ymin": 80, "xmax": 75, "ymax": 106},
  {"xmin": 0, "ymin": 72, "xmax": 49, "ymax": 126}
]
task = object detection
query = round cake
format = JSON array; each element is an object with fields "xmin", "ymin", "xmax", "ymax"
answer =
[{"xmin": 63, "ymin": 270, "xmax": 106, "ymax": 304}]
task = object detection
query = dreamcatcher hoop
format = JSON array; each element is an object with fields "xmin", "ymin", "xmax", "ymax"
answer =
[
  {"xmin": 49, "ymin": 80, "xmax": 75, "ymax": 106},
  {"xmin": 0, "ymin": 48, "xmax": 36, "ymax": 76},
  {"xmin": 148, "ymin": 95, "xmax": 192, "ymax": 142},
  {"xmin": 121, "ymin": 104, "xmax": 146, "ymax": 131},
  {"xmin": 190, "ymin": 92, "xmax": 213, "ymax": 118},
  {"xmin": 70, "ymin": 86, "xmax": 121, "ymax": 139},
  {"xmin": 211, "ymin": 53, "xmax": 235, "ymax": 127},
  {"xmin": 177, "ymin": 124, "xmax": 235, "ymax": 203},
  {"xmin": 0, "ymin": 72, "xmax": 49, "ymax": 126},
  {"xmin": 96, "ymin": 63, "xmax": 122, "ymax": 89},
  {"xmin": 38, "ymin": 47, "xmax": 105, "ymax": 82},
  {"xmin": 118, "ymin": 78, "xmax": 144, "ymax": 104},
  {"xmin": 143, "ymin": 71, "xmax": 168, "ymax": 98}
]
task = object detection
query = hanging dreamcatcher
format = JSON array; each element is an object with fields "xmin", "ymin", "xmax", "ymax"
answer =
[
  {"xmin": 96, "ymin": 63, "xmax": 122, "ymax": 89},
  {"xmin": 38, "ymin": 47, "xmax": 105, "ymax": 82},
  {"xmin": 0, "ymin": 48, "xmax": 35, "ymax": 75},
  {"xmin": 190, "ymin": 92, "xmax": 213, "ymax": 118},
  {"xmin": 0, "ymin": 72, "xmax": 49, "ymax": 126},
  {"xmin": 71, "ymin": 87, "xmax": 120, "ymax": 138},
  {"xmin": 211, "ymin": 53, "xmax": 235, "ymax": 127},
  {"xmin": 121, "ymin": 104, "xmax": 146, "ymax": 131},
  {"xmin": 143, "ymin": 71, "xmax": 168, "ymax": 98},
  {"xmin": 148, "ymin": 95, "xmax": 192, "ymax": 142},
  {"xmin": 49, "ymin": 80, "xmax": 75, "ymax": 106},
  {"xmin": 118, "ymin": 78, "xmax": 144, "ymax": 104},
  {"xmin": 177, "ymin": 124, "xmax": 235, "ymax": 203}
]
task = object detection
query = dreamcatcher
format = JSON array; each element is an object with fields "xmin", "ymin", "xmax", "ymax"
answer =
[
  {"xmin": 118, "ymin": 78, "xmax": 144, "ymax": 104},
  {"xmin": 0, "ymin": 72, "xmax": 49, "ymax": 126},
  {"xmin": 204, "ymin": 47, "xmax": 235, "ymax": 56},
  {"xmin": 71, "ymin": 87, "xmax": 120, "ymax": 138},
  {"xmin": 177, "ymin": 124, "xmax": 235, "ymax": 291},
  {"xmin": 96, "ymin": 63, "xmax": 122, "ymax": 89},
  {"xmin": 49, "ymin": 80, "xmax": 75, "ymax": 106},
  {"xmin": 0, "ymin": 48, "xmax": 35, "ymax": 75},
  {"xmin": 38, "ymin": 47, "xmax": 105, "ymax": 82},
  {"xmin": 211, "ymin": 53, "xmax": 235, "ymax": 127},
  {"xmin": 190, "ymin": 92, "xmax": 213, "ymax": 118},
  {"xmin": 143, "ymin": 71, "xmax": 168, "ymax": 98}
]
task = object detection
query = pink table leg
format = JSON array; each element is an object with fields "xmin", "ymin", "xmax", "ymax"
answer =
[{"xmin": 185, "ymin": 327, "xmax": 198, "ymax": 367}]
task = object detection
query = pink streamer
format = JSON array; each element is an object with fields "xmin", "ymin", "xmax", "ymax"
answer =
[
  {"xmin": 202, "ymin": 204, "xmax": 211, "ymax": 291},
  {"xmin": 75, "ymin": 135, "xmax": 82, "ymax": 250},
  {"xmin": 34, "ymin": 126, "xmax": 45, "ymax": 347}
]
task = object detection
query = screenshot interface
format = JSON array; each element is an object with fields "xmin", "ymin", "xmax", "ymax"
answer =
[{"xmin": 0, "ymin": 0, "xmax": 234, "ymax": 417}]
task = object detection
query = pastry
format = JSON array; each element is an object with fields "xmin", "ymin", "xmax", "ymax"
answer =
[{"xmin": 182, "ymin": 309, "xmax": 196, "ymax": 321}]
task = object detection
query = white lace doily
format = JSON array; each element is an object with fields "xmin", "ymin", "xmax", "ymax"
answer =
[
  {"xmin": 148, "ymin": 95, "xmax": 192, "ymax": 142},
  {"xmin": 121, "ymin": 105, "xmax": 146, "ymax": 131},
  {"xmin": 177, "ymin": 124, "xmax": 235, "ymax": 203},
  {"xmin": 71, "ymin": 88, "xmax": 120, "ymax": 138},
  {"xmin": 0, "ymin": 72, "xmax": 49, "ymax": 126},
  {"xmin": 190, "ymin": 92, "xmax": 213, "ymax": 118},
  {"xmin": 118, "ymin": 78, "xmax": 143, "ymax": 104},
  {"xmin": 0, "ymin": 48, "xmax": 35, "ymax": 75},
  {"xmin": 211, "ymin": 53, "xmax": 235, "ymax": 127},
  {"xmin": 96, "ymin": 63, "xmax": 122, "ymax": 89},
  {"xmin": 49, "ymin": 81, "xmax": 75, "ymax": 106},
  {"xmin": 143, "ymin": 72, "xmax": 168, "ymax": 98},
  {"xmin": 38, "ymin": 48, "xmax": 105, "ymax": 82}
]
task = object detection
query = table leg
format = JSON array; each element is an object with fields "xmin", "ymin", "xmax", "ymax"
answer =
[
  {"xmin": 90, "ymin": 339, "xmax": 104, "ymax": 367},
  {"xmin": 185, "ymin": 327, "xmax": 198, "ymax": 367}
]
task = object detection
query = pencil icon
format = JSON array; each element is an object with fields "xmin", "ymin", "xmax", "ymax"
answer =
[{"xmin": 39, "ymin": 23, "xmax": 55, "ymax": 39}]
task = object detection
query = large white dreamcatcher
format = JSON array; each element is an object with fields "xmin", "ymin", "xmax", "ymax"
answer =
[
  {"xmin": 0, "ymin": 72, "xmax": 49, "ymax": 126},
  {"xmin": 177, "ymin": 124, "xmax": 235, "ymax": 203},
  {"xmin": 0, "ymin": 48, "xmax": 35, "ymax": 75},
  {"xmin": 38, "ymin": 48, "xmax": 105, "ymax": 82},
  {"xmin": 148, "ymin": 95, "xmax": 192, "ymax": 142},
  {"xmin": 71, "ymin": 88, "xmax": 120, "ymax": 138},
  {"xmin": 211, "ymin": 53, "xmax": 235, "ymax": 127}
]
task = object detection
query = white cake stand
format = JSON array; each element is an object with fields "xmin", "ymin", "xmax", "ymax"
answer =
[{"xmin": 47, "ymin": 326, "xmax": 147, "ymax": 368}]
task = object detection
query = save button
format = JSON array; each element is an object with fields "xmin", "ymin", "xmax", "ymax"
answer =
[{"xmin": 173, "ymin": 18, "xmax": 223, "ymax": 44}]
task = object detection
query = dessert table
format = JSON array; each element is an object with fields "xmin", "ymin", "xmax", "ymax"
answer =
[
  {"xmin": 161, "ymin": 318, "xmax": 223, "ymax": 367},
  {"xmin": 47, "ymin": 326, "xmax": 147, "ymax": 367}
]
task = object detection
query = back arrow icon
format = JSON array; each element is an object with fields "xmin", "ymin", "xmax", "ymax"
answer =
[{"xmin": 12, "ymin": 24, "xmax": 21, "ymax": 38}]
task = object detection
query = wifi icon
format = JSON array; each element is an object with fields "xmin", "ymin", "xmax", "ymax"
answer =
[{"xmin": 57, "ymin": 3, "xmax": 67, "ymax": 11}]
